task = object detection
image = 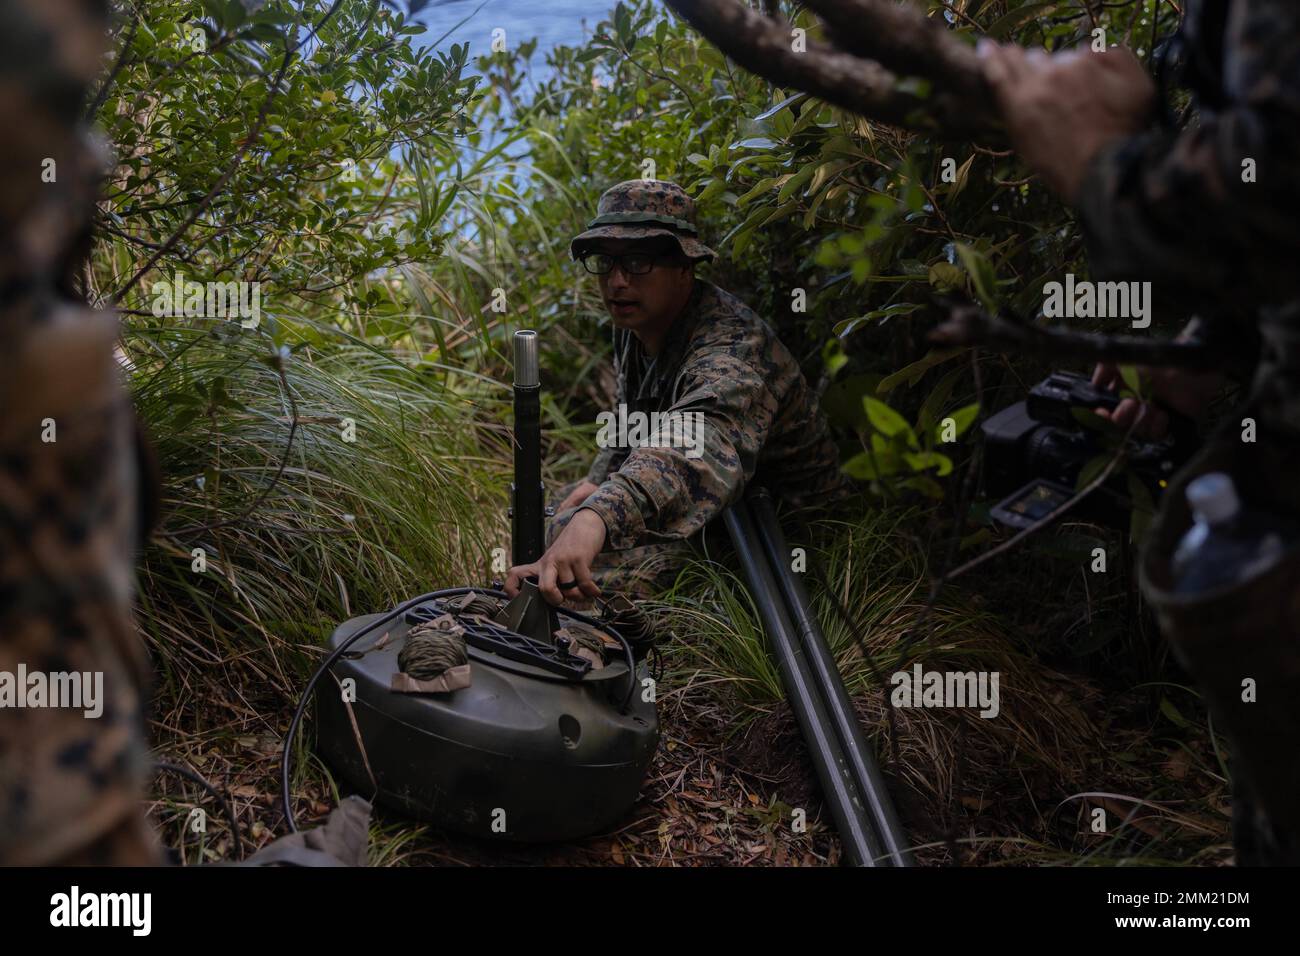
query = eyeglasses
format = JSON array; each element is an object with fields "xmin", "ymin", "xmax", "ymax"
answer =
[{"xmin": 579, "ymin": 252, "xmax": 662, "ymax": 276}]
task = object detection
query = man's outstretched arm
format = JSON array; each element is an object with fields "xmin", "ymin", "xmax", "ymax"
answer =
[
  {"xmin": 578, "ymin": 349, "xmax": 777, "ymax": 551},
  {"xmin": 506, "ymin": 346, "xmax": 778, "ymax": 605}
]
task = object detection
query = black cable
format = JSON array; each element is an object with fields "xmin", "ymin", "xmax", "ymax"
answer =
[
  {"xmin": 608, "ymin": 619, "xmax": 637, "ymax": 713},
  {"xmin": 282, "ymin": 588, "xmax": 449, "ymax": 833},
  {"xmin": 154, "ymin": 759, "xmax": 244, "ymax": 861}
]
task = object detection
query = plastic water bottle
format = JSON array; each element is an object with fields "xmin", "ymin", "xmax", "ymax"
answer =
[{"xmin": 1171, "ymin": 473, "xmax": 1294, "ymax": 594}]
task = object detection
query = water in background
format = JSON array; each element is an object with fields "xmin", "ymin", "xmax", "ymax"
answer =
[
  {"xmin": 407, "ymin": 2, "xmax": 658, "ymax": 228},
  {"xmin": 410, "ymin": 1, "xmax": 649, "ymax": 181},
  {"xmin": 414, "ymin": 0, "xmax": 636, "ymax": 78}
]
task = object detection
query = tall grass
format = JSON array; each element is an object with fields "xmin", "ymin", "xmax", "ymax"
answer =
[
  {"xmin": 650, "ymin": 504, "xmax": 1229, "ymax": 865},
  {"xmin": 125, "ymin": 313, "xmax": 511, "ymax": 722}
]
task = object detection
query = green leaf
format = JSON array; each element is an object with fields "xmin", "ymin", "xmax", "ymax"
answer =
[
  {"xmin": 806, "ymin": 159, "xmax": 850, "ymax": 197},
  {"xmin": 900, "ymin": 475, "xmax": 945, "ymax": 499},
  {"xmin": 843, "ymin": 448, "xmax": 901, "ymax": 480},
  {"xmin": 244, "ymin": 22, "xmax": 284, "ymax": 42},
  {"xmin": 935, "ymin": 402, "xmax": 980, "ymax": 442},
  {"xmin": 1070, "ymin": 406, "xmax": 1109, "ymax": 431},
  {"xmin": 696, "ymin": 177, "xmax": 728, "ymax": 204},
  {"xmin": 172, "ymin": 406, "xmax": 201, "ymax": 430},
  {"xmin": 754, "ymin": 92, "xmax": 807, "ymax": 122},
  {"xmin": 1076, "ymin": 452, "xmax": 1111, "ymax": 491},
  {"xmin": 985, "ymin": 2, "xmax": 1064, "ymax": 39},
  {"xmin": 761, "ymin": 201, "xmax": 799, "ymax": 227},
  {"xmin": 903, "ymin": 450, "xmax": 954, "ymax": 476},
  {"xmin": 837, "ymin": 232, "xmax": 866, "ymax": 255},
  {"xmin": 224, "ymin": 0, "xmax": 248, "ymax": 29},
  {"xmin": 813, "ymin": 238, "xmax": 841, "ymax": 268},
  {"xmin": 613, "ymin": 3, "xmax": 632, "ymax": 44},
  {"xmin": 776, "ymin": 164, "xmax": 815, "ymax": 203},
  {"xmin": 834, "ymin": 302, "xmax": 923, "ymax": 337},
  {"xmin": 917, "ymin": 365, "xmax": 966, "ymax": 435},
  {"xmin": 1119, "ymin": 364, "xmax": 1143, "ymax": 397},
  {"xmin": 821, "ymin": 338, "xmax": 848, "ymax": 379},
  {"xmin": 946, "ymin": 154, "xmax": 975, "ymax": 200},
  {"xmin": 927, "ymin": 261, "xmax": 965, "ymax": 293},
  {"xmin": 734, "ymin": 175, "xmax": 781, "ymax": 206},
  {"xmin": 821, "ymin": 374, "xmax": 880, "ymax": 431},
  {"xmin": 1159, "ymin": 696, "xmax": 1192, "ymax": 729},
  {"xmin": 953, "ymin": 242, "xmax": 998, "ymax": 312},
  {"xmin": 863, "ymin": 396, "xmax": 915, "ymax": 445},
  {"xmin": 877, "ymin": 348, "xmax": 961, "ymax": 394}
]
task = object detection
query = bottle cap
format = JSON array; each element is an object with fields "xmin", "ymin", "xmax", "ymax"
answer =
[{"xmin": 1186, "ymin": 472, "xmax": 1239, "ymax": 524}]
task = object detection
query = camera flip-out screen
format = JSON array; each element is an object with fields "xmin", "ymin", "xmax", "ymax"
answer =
[{"xmin": 991, "ymin": 478, "xmax": 1077, "ymax": 529}]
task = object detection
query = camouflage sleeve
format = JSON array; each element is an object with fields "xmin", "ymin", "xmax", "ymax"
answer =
[
  {"xmin": 584, "ymin": 329, "xmax": 626, "ymax": 485},
  {"xmin": 1076, "ymin": 0, "xmax": 1300, "ymax": 319},
  {"xmin": 584, "ymin": 445, "xmax": 616, "ymax": 486},
  {"xmin": 578, "ymin": 350, "xmax": 776, "ymax": 551}
]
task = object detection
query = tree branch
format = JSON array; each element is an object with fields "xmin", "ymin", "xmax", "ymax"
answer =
[
  {"xmin": 108, "ymin": 47, "xmax": 292, "ymax": 306},
  {"xmin": 663, "ymin": 0, "xmax": 1000, "ymax": 138},
  {"xmin": 108, "ymin": 0, "xmax": 348, "ymax": 305},
  {"xmin": 805, "ymin": 0, "xmax": 989, "ymax": 97},
  {"xmin": 85, "ymin": 1, "xmax": 140, "ymax": 122},
  {"xmin": 928, "ymin": 304, "xmax": 1222, "ymax": 370}
]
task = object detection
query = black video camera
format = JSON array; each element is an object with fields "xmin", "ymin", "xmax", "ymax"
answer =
[{"xmin": 980, "ymin": 371, "xmax": 1195, "ymax": 530}]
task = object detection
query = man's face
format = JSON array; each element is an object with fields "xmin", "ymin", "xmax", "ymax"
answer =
[{"xmin": 586, "ymin": 238, "xmax": 694, "ymax": 334}]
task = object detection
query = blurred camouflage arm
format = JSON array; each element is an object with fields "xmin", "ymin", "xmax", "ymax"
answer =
[
  {"xmin": 578, "ymin": 352, "xmax": 776, "ymax": 551},
  {"xmin": 1076, "ymin": 0, "xmax": 1300, "ymax": 318}
]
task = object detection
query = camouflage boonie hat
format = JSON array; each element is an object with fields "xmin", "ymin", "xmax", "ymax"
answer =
[{"xmin": 570, "ymin": 180, "xmax": 716, "ymax": 262}]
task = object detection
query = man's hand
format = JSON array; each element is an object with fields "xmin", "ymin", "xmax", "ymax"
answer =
[
  {"xmin": 978, "ymin": 42, "xmax": 1155, "ymax": 203},
  {"xmin": 505, "ymin": 508, "xmax": 607, "ymax": 606},
  {"xmin": 557, "ymin": 480, "xmax": 599, "ymax": 513},
  {"xmin": 1091, "ymin": 361, "xmax": 1225, "ymax": 440}
]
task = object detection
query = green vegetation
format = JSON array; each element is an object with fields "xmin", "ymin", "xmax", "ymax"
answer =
[{"xmin": 93, "ymin": 0, "xmax": 1228, "ymax": 865}]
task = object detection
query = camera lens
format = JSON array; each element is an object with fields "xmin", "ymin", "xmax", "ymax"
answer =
[{"xmin": 1024, "ymin": 425, "xmax": 1095, "ymax": 486}]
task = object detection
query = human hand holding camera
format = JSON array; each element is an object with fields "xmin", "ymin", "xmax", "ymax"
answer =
[{"xmin": 1090, "ymin": 361, "xmax": 1225, "ymax": 441}]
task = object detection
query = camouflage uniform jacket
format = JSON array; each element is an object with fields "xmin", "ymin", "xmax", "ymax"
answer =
[
  {"xmin": 1076, "ymin": 0, "xmax": 1300, "ymax": 426},
  {"xmin": 578, "ymin": 279, "xmax": 851, "ymax": 552}
]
